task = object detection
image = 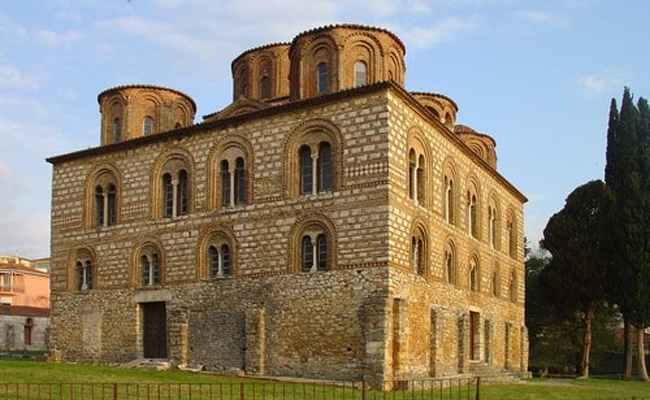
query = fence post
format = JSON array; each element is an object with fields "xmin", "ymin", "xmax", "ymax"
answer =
[
  {"xmin": 113, "ymin": 383, "xmax": 118, "ymax": 400},
  {"xmin": 361, "ymin": 381, "xmax": 366, "ymax": 400},
  {"xmin": 241, "ymin": 382, "xmax": 245, "ymax": 400},
  {"xmin": 475, "ymin": 377, "xmax": 480, "ymax": 400}
]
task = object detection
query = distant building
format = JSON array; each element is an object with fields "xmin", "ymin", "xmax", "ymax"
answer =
[
  {"xmin": 0, "ymin": 260, "xmax": 50, "ymax": 351},
  {"xmin": 46, "ymin": 24, "xmax": 526, "ymax": 387}
]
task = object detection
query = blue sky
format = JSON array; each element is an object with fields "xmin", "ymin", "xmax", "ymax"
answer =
[{"xmin": 1, "ymin": 0, "xmax": 649, "ymax": 258}]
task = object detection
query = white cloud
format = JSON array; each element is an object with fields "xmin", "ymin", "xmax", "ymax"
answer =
[
  {"xmin": 398, "ymin": 15, "xmax": 483, "ymax": 48},
  {"xmin": 576, "ymin": 72, "xmax": 625, "ymax": 94},
  {"xmin": 0, "ymin": 64, "xmax": 38, "ymax": 89},
  {"xmin": 511, "ymin": 10, "xmax": 568, "ymax": 26},
  {"xmin": 33, "ymin": 29, "xmax": 82, "ymax": 46},
  {"xmin": 0, "ymin": 12, "xmax": 27, "ymax": 40}
]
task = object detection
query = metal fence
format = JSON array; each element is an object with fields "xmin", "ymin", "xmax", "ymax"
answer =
[{"xmin": 0, "ymin": 378, "xmax": 480, "ymax": 400}]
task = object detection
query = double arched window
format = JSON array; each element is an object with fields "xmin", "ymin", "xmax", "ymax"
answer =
[
  {"xmin": 411, "ymin": 225, "xmax": 428, "ymax": 277},
  {"xmin": 301, "ymin": 232, "xmax": 328, "ymax": 272},
  {"xmin": 408, "ymin": 150, "xmax": 426, "ymax": 204},
  {"xmin": 87, "ymin": 167, "xmax": 120, "ymax": 229},
  {"xmin": 292, "ymin": 218, "xmax": 335, "ymax": 273},
  {"xmin": 94, "ymin": 183, "xmax": 117, "ymax": 227},
  {"xmin": 198, "ymin": 230, "xmax": 237, "ymax": 279},
  {"xmin": 299, "ymin": 142, "xmax": 332, "ymax": 196},
  {"xmin": 140, "ymin": 245, "xmax": 162, "ymax": 287},
  {"xmin": 73, "ymin": 248, "xmax": 96, "ymax": 291},
  {"xmin": 220, "ymin": 157, "xmax": 247, "ymax": 207},
  {"xmin": 209, "ymin": 244, "xmax": 231, "ymax": 277},
  {"xmin": 162, "ymin": 170, "xmax": 189, "ymax": 217},
  {"xmin": 444, "ymin": 241, "xmax": 457, "ymax": 286}
]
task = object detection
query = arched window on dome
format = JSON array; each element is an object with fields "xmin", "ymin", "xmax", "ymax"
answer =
[
  {"xmin": 317, "ymin": 63, "xmax": 328, "ymax": 94},
  {"xmin": 354, "ymin": 61, "xmax": 367, "ymax": 87},
  {"xmin": 143, "ymin": 116, "xmax": 154, "ymax": 136},
  {"xmin": 260, "ymin": 76, "xmax": 271, "ymax": 100},
  {"xmin": 113, "ymin": 118, "xmax": 122, "ymax": 143}
]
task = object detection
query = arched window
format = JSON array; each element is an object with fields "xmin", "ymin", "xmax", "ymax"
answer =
[
  {"xmin": 221, "ymin": 160, "xmax": 231, "ymax": 207},
  {"xmin": 202, "ymin": 231, "xmax": 236, "ymax": 279},
  {"xmin": 491, "ymin": 264, "xmax": 500, "ymax": 297},
  {"xmin": 507, "ymin": 213, "xmax": 517, "ymax": 258},
  {"xmin": 143, "ymin": 116, "xmax": 154, "ymax": 136},
  {"xmin": 509, "ymin": 271, "xmax": 517, "ymax": 302},
  {"xmin": 354, "ymin": 61, "xmax": 367, "ymax": 87},
  {"xmin": 488, "ymin": 203, "xmax": 497, "ymax": 249},
  {"xmin": 141, "ymin": 252, "xmax": 161, "ymax": 287},
  {"xmin": 467, "ymin": 191, "xmax": 478, "ymax": 238},
  {"xmin": 300, "ymin": 146, "xmax": 313, "ymax": 195},
  {"xmin": 95, "ymin": 186, "xmax": 105, "ymax": 227},
  {"xmin": 300, "ymin": 228, "xmax": 330, "ymax": 273},
  {"xmin": 177, "ymin": 169, "xmax": 188, "ymax": 216},
  {"xmin": 469, "ymin": 257, "xmax": 479, "ymax": 292},
  {"xmin": 445, "ymin": 241, "xmax": 457, "ymax": 285},
  {"xmin": 260, "ymin": 76, "xmax": 271, "ymax": 99},
  {"xmin": 113, "ymin": 118, "xmax": 121, "ymax": 143},
  {"xmin": 444, "ymin": 175, "xmax": 454, "ymax": 224},
  {"xmin": 408, "ymin": 149, "xmax": 426, "ymax": 205},
  {"xmin": 317, "ymin": 63, "xmax": 328, "ymax": 94},
  {"xmin": 417, "ymin": 155, "xmax": 425, "ymax": 203},
  {"xmin": 235, "ymin": 157, "xmax": 246, "ymax": 205},
  {"xmin": 409, "ymin": 150, "xmax": 416, "ymax": 201},
  {"xmin": 24, "ymin": 318, "xmax": 33, "ymax": 346},
  {"xmin": 163, "ymin": 173, "xmax": 173, "ymax": 217},
  {"xmin": 318, "ymin": 143, "xmax": 332, "ymax": 192}
]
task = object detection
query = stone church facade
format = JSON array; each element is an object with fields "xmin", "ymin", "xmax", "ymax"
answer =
[{"xmin": 47, "ymin": 25, "xmax": 527, "ymax": 387}]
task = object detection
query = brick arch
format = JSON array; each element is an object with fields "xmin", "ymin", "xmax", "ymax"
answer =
[
  {"xmin": 206, "ymin": 135, "xmax": 255, "ymax": 209},
  {"xmin": 300, "ymin": 35, "xmax": 339, "ymax": 97},
  {"xmin": 149, "ymin": 147, "xmax": 196, "ymax": 219},
  {"xmin": 196, "ymin": 224, "xmax": 239, "ymax": 280},
  {"xmin": 283, "ymin": 118, "xmax": 343, "ymax": 198},
  {"xmin": 233, "ymin": 61, "xmax": 250, "ymax": 99},
  {"xmin": 388, "ymin": 48, "xmax": 405, "ymax": 85},
  {"xmin": 288, "ymin": 213, "xmax": 338, "ymax": 273},
  {"xmin": 342, "ymin": 34, "xmax": 381, "ymax": 87},
  {"xmin": 83, "ymin": 163, "xmax": 122, "ymax": 229},
  {"xmin": 130, "ymin": 236, "xmax": 166, "ymax": 287},
  {"xmin": 102, "ymin": 95, "xmax": 127, "ymax": 144},
  {"xmin": 66, "ymin": 244, "xmax": 99, "ymax": 292}
]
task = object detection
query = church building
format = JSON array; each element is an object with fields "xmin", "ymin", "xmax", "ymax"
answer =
[{"xmin": 47, "ymin": 24, "xmax": 527, "ymax": 387}]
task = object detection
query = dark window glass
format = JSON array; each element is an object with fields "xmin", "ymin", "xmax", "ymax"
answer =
[
  {"xmin": 77, "ymin": 261, "xmax": 84, "ymax": 290},
  {"xmin": 302, "ymin": 236, "xmax": 313, "ymax": 272},
  {"xmin": 141, "ymin": 255, "xmax": 150, "ymax": 286},
  {"xmin": 95, "ymin": 186, "xmax": 104, "ymax": 226},
  {"xmin": 178, "ymin": 170, "xmax": 188, "ymax": 215},
  {"xmin": 316, "ymin": 234, "xmax": 327, "ymax": 271},
  {"xmin": 85, "ymin": 260, "xmax": 93, "ymax": 289},
  {"xmin": 221, "ymin": 160, "xmax": 230, "ymax": 207},
  {"xmin": 260, "ymin": 76, "xmax": 271, "ymax": 99},
  {"xmin": 235, "ymin": 157, "xmax": 246, "ymax": 205},
  {"xmin": 113, "ymin": 118, "xmax": 121, "ymax": 143},
  {"xmin": 152, "ymin": 253, "xmax": 160, "ymax": 285},
  {"xmin": 209, "ymin": 245, "xmax": 219, "ymax": 278},
  {"xmin": 163, "ymin": 173, "xmax": 173, "ymax": 217},
  {"xmin": 317, "ymin": 63, "xmax": 328, "ymax": 93},
  {"xmin": 107, "ymin": 184, "xmax": 116, "ymax": 226},
  {"xmin": 221, "ymin": 244, "xmax": 230, "ymax": 275},
  {"xmin": 300, "ymin": 146, "xmax": 313, "ymax": 195},
  {"xmin": 318, "ymin": 143, "xmax": 332, "ymax": 192}
]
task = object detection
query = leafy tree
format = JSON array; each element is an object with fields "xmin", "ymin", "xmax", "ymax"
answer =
[
  {"xmin": 540, "ymin": 180, "xmax": 615, "ymax": 377},
  {"xmin": 604, "ymin": 89, "xmax": 650, "ymax": 381}
]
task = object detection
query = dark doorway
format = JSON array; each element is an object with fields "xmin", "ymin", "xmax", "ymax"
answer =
[{"xmin": 143, "ymin": 302, "xmax": 167, "ymax": 358}]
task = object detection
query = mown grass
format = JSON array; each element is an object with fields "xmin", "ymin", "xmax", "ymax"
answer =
[{"xmin": 0, "ymin": 360, "xmax": 649, "ymax": 400}]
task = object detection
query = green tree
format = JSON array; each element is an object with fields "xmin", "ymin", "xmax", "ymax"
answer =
[
  {"xmin": 541, "ymin": 180, "xmax": 615, "ymax": 378},
  {"xmin": 605, "ymin": 88, "xmax": 650, "ymax": 381}
]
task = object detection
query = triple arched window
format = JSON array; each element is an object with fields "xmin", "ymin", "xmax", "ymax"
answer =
[{"xmin": 299, "ymin": 142, "xmax": 332, "ymax": 196}]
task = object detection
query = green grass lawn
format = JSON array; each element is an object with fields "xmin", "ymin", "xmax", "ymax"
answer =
[{"xmin": 0, "ymin": 360, "xmax": 649, "ymax": 400}]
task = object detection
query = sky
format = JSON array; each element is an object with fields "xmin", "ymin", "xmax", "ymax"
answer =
[{"xmin": 0, "ymin": 0, "xmax": 649, "ymax": 259}]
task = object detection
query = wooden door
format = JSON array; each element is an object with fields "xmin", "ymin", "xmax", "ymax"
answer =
[{"xmin": 143, "ymin": 302, "xmax": 167, "ymax": 358}]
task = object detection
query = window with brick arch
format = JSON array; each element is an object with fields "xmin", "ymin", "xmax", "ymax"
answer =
[
  {"xmin": 301, "ymin": 230, "xmax": 328, "ymax": 273},
  {"xmin": 299, "ymin": 142, "xmax": 333, "ymax": 196},
  {"xmin": 218, "ymin": 150, "xmax": 248, "ymax": 208},
  {"xmin": 408, "ymin": 149, "xmax": 426, "ymax": 205}
]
